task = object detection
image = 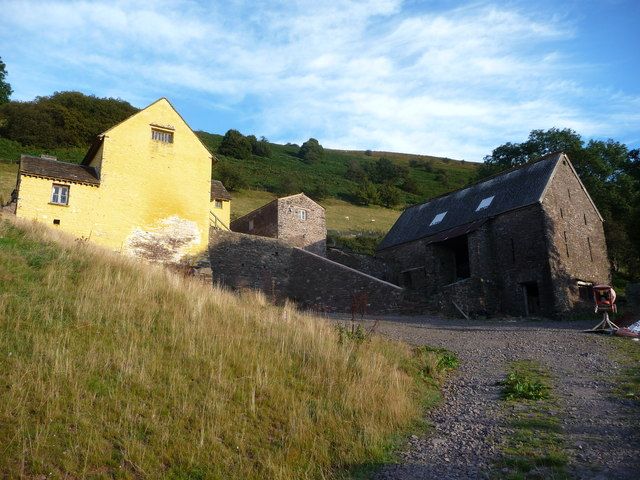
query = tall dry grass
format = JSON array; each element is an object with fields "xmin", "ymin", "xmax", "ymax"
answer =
[{"xmin": 0, "ymin": 217, "xmax": 438, "ymax": 479}]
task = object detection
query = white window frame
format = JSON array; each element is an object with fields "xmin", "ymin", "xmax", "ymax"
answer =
[
  {"xmin": 214, "ymin": 199, "xmax": 223, "ymax": 209},
  {"xmin": 298, "ymin": 209, "xmax": 307, "ymax": 221},
  {"xmin": 430, "ymin": 211, "xmax": 446, "ymax": 226},
  {"xmin": 151, "ymin": 128, "xmax": 174, "ymax": 143},
  {"xmin": 476, "ymin": 195, "xmax": 495, "ymax": 211},
  {"xmin": 50, "ymin": 184, "xmax": 69, "ymax": 205}
]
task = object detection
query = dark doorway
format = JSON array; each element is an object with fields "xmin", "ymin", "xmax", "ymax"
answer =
[
  {"xmin": 440, "ymin": 235, "xmax": 470, "ymax": 280},
  {"xmin": 521, "ymin": 281, "xmax": 540, "ymax": 316}
]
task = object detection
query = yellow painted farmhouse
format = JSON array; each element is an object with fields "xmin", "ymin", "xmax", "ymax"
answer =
[{"xmin": 12, "ymin": 98, "xmax": 231, "ymax": 262}]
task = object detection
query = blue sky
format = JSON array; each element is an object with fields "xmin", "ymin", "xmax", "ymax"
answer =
[{"xmin": 1, "ymin": 0, "xmax": 639, "ymax": 161}]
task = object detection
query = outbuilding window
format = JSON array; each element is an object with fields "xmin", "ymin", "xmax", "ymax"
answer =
[
  {"xmin": 299, "ymin": 209, "xmax": 307, "ymax": 221},
  {"xmin": 50, "ymin": 184, "xmax": 69, "ymax": 205},
  {"xmin": 214, "ymin": 199, "xmax": 223, "ymax": 209},
  {"xmin": 151, "ymin": 128, "xmax": 174, "ymax": 143}
]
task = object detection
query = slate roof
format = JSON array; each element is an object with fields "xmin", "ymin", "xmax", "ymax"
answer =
[
  {"xmin": 211, "ymin": 180, "xmax": 231, "ymax": 201},
  {"xmin": 20, "ymin": 155, "xmax": 100, "ymax": 186},
  {"xmin": 377, "ymin": 153, "xmax": 564, "ymax": 251}
]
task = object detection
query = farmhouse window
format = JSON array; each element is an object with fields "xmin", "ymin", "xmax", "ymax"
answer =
[
  {"xmin": 50, "ymin": 184, "xmax": 69, "ymax": 205},
  {"xmin": 151, "ymin": 128, "xmax": 174, "ymax": 143},
  {"xmin": 299, "ymin": 209, "xmax": 307, "ymax": 221},
  {"xmin": 214, "ymin": 199, "xmax": 223, "ymax": 209}
]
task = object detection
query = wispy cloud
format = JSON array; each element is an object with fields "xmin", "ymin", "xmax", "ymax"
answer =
[{"xmin": 1, "ymin": 0, "xmax": 638, "ymax": 159}]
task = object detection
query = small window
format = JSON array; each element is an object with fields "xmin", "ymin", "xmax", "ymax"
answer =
[
  {"xmin": 577, "ymin": 281, "xmax": 593, "ymax": 301},
  {"xmin": 430, "ymin": 211, "xmax": 446, "ymax": 226},
  {"xmin": 51, "ymin": 184, "xmax": 69, "ymax": 205},
  {"xmin": 151, "ymin": 129, "xmax": 174, "ymax": 143},
  {"xmin": 248, "ymin": 219, "xmax": 254, "ymax": 231},
  {"xmin": 476, "ymin": 195, "xmax": 494, "ymax": 211},
  {"xmin": 567, "ymin": 188, "xmax": 571, "ymax": 199},
  {"xmin": 560, "ymin": 208, "xmax": 564, "ymax": 219},
  {"xmin": 298, "ymin": 210, "xmax": 307, "ymax": 221},
  {"xmin": 583, "ymin": 213, "xmax": 587, "ymax": 225},
  {"xmin": 214, "ymin": 199, "xmax": 223, "ymax": 209},
  {"xmin": 53, "ymin": 219, "xmax": 60, "ymax": 225}
]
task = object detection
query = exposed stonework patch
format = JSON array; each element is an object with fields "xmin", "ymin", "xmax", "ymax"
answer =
[{"xmin": 126, "ymin": 215, "xmax": 200, "ymax": 263}]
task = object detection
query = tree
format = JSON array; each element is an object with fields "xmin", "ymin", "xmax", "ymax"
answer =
[
  {"xmin": 298, "ymin": 138, "xmax": 324, "ymax": 164},
  {"xmin": 248, "ymin": 135, "xmax": 272, "ymax": 158},
  {"xmin": 218, "ymin": 129, "xmax": 252, "ymax": 160},
  {"xmin": 0, "ymin": 57, "xmax": 11, "ymax": 105},
  {"xmin": 378, "ymin": 183, "xmax": 403, "ymax": 207},
  {"xmin": 368, "ymin": 157, "xmax": 408, "ymax": 184},
  {"xmin": 345, "ymin": 159, "xmax": 367, "ymax": 182},
  {"xmin": 353, "ymin": 181, "xmax": 380, "ymax": 206},
  {"xmin": 308, "ymin": 183, "xmax": 329, "ymax": 201},
  {"xmin": 214, "ymin": 163, "xmax": 247, "ymax": 191}
]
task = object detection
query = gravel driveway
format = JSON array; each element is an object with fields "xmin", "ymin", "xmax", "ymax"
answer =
[{"xmin": 330, "ymin": 315, "xmax": 640, "ymax": 479}]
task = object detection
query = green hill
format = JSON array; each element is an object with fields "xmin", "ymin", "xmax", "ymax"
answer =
[{"xmin": 0, "ymin": 217, "xmax": 448, "ymax": 478}]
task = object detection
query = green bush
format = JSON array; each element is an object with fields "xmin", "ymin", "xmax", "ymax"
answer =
[
  {"xmin": 353, "ymin": 181, "xmax": 380, "ymax": 206},
  {"xmin": 213, "ymin": 162, "xmax": 247, "ymax": 191},
  {"xmin": 298, "ymin": 138, "xmax": 324, "ymax": 164},
  {"xmin": 218, "ymin": 129, "xmax": 252, "ymax": 160}
]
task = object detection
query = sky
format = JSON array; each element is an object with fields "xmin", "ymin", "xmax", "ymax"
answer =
[{"xmin": 1, "ymin": 0, "xmax": 639, "ymax": 161}]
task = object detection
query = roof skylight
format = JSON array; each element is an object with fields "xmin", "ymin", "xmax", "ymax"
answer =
[
  {"xmin": 430, "ymin": 212, "xmax": 447, "ymax": 226},
  {"xmin": 476, "ymin": 195, "xmax": 495, "ymax": 211}
]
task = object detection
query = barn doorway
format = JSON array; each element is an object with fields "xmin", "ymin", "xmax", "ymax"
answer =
[{"xmin": 521, "ymin": 281, "xmax": 540, "ymax": 316}]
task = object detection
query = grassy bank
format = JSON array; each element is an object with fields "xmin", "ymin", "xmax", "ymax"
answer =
[{"xmin": 0, "ymin": 218, "xmax": 440, "ymax": 479}]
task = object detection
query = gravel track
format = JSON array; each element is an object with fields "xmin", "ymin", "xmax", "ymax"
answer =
[{"xmin": 331, "ymin": 315, "xmax": 640, "ymax": 479}]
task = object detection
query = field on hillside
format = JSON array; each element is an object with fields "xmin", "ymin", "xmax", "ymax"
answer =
[
  {"xmin": 231, "ymin": 189, "xmax": 401, "ymax": 234},
  {"xmin": 0, "ymin": 218, "xmax": 448, "ymax": 479}
]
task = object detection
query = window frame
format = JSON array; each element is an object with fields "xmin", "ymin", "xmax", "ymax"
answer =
[
  {"xmin": 298, "ymin": 209, "xmax": 307, "ymax": 221},
  {"xmin": 151, "ymin": 128, "xmax": 174, "ymax": 143},
  {"xmin": 214, "ymin": 199, "xmax": 223, "ymax": 209},
  {"xmin": 50, "ymin": 183, "xmax": 70, "ymax": 206}
]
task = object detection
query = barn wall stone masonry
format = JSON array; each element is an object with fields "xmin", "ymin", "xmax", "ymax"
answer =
[
  {"xmin": 377, "ymin": 153, "xmax": 611, "ymax": 318},
  {"xmin": 231, "ymin": 193, "xmax": 326, "ymax": 256},
  {"xmin": 208, "ymin": 229, "xmax": 403, "ymax": 313}
]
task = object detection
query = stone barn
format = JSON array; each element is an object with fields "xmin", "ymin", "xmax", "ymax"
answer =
[
  {"xmin": 377, "ymin": 152, "xmax": 610, "ymax": 318},
  {"xmin": 230, "ymin": 193, "xmax": 326, "ymax": 256}
]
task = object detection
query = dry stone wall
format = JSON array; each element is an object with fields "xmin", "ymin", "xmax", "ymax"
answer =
[{"xmin": 209, "ymin": 229, "xmax": 402, "ymax": 313}]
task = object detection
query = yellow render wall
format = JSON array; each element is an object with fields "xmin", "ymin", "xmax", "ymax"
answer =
[
  {"xmin": 210, "ymin": 199, "xmax": 231, "ymax": 228},
  {"xmin": 94, "ymin": 99, "xmax": 213, "ymax": 259},
  {"xmin": 15, "ymin": 176, "xmax": 100, "ymax": 238}
]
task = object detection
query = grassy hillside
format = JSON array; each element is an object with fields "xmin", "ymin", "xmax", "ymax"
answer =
[
  {"xmin": 0, "ymin": 217, "xmax": 445, "ymax": 479},
  {"xmin": 197, "ymin": 132, "xmax": 478, "ymax": 206}
]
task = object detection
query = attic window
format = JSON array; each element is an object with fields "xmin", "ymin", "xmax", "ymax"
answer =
[
  {"xmin": 430, "ymin": 212, "xmax": 447, "ymax": 226},
  {"xmin": 151, "ymin": 128, "xmax": 173, "ymax": 143},
  {"xmin": 475, "ymin": 196, "xmax": 494, "ymax": 211}
]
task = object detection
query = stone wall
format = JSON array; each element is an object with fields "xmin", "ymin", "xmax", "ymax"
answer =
[
  {"xmin": 230, "ymin": 194, "xmax": 326, "ymax": 256},
  {"xmin": 277, "ymin": 194, "xmax": 326, "ymax": 256},
  {"xmin": 326, "ymin": 247, "xmax": 390, "ymax": 280},
  {"xmin": 541, "ymin": 158, "xmax": 611, "ymax": 314},
  {"xmin": 209, "ymin": 229, "xmax": 403, "ymax": 313}
]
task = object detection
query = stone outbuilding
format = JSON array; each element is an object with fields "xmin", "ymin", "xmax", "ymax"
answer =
[
  {"xmin": 377, "ymin": 152, "xmax": 610, "ymax": 318},
  {"xmin": 230, "ymin": 193, "xmax": 326, "ymax": 256}
]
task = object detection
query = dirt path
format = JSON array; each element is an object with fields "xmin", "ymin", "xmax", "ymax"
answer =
[{"xmin": 330, "ymin": 315, "xmax": 640, "ymax": 479}]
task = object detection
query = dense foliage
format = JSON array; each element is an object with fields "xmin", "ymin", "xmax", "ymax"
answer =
[
  {"xmin": 0, "ymin": 91, "xmax": 138, "ymax": 148},
  {"xmin": 298, "ymin": 138, "xmax": 324, "ymax": 164},
  {"xmin": 218, "ymin": 129, "xmax": 253, "ymax": 160},
  {"xmin": 0, "ymin": 57, "xmax": 11, "ymax": 105},
  {"xmin": 480, "ymin": 128, "xmax": 640, "ymax": 282}
]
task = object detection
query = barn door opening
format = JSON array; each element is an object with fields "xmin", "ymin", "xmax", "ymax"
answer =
[{"xmin": 521, "ymin": 281, "xmax": 540, "ymax": 316}]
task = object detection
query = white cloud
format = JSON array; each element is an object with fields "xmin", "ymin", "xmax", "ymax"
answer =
[{"xmin": 1, "ymin": 0, "xmax": 637, "ymax": 160}]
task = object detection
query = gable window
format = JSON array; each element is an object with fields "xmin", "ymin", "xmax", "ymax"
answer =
[
  {"xmin": 214, "ymin": 199, "xmax": 223, "ymax": 209},
  {"xmin": 430, "ymin": 211, "xmax": 446, "ymax": 226},
  {"xmin": 298, "ymin": 209, "xmax": 307, "ymax": 221},
  {"xmin": 50, "ymin": 184, "xmax": 69, "ymax": 205},
  {"xmin": 475, "ymin": 195, "xmax": 494, "ymax": 211},
  {"xmin": 151, "ymin": 128, "xmax": 174, "ymax": 143}
]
